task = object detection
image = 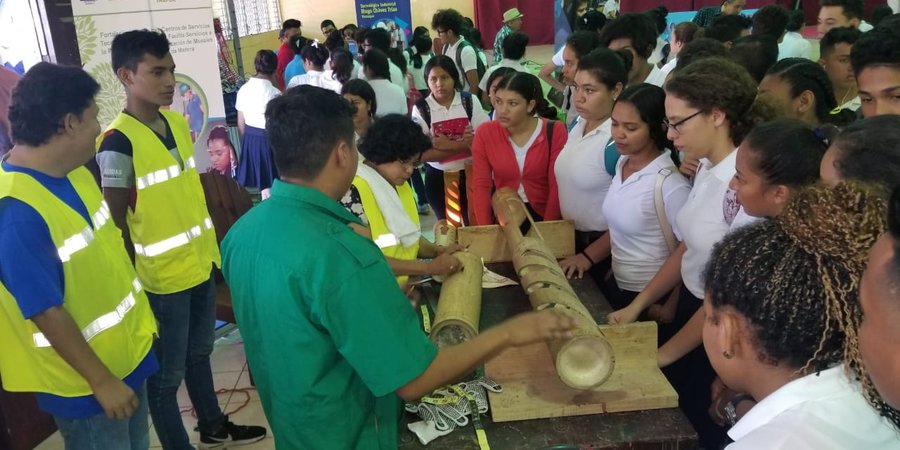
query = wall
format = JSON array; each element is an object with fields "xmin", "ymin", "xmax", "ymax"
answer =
[
  {"xmin": 279, "ymin": 0, "xmax": 475, "ymax": 42},
  {"xmin": 226, "ymin": 29, "xmax": 279, "ymax": 76}
]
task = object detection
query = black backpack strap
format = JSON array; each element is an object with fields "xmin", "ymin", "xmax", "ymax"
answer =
[
  {"xmin": 545, "ymin": 120, "xmax": 556, "ymax": 157},
  {"xmin": 460, "ymin": 91, "xmax": 474, "ymax": 122},
  {"xmin": 415, "ymin": 98, "xmax": 432, "ymax": 129}
]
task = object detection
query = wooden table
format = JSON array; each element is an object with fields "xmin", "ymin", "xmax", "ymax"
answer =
[{"xmin": 400, "ymin": 263, "xmax": 698, "ymax": 450}]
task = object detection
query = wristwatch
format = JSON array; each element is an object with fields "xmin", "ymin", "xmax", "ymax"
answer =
[{"xmin": 725, "ymin": 394, "xmax": 754, "ymax": 426}]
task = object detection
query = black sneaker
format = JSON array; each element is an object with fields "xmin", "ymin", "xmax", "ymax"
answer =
[{"xmin": 199, "ymin": 417, "xmax": 267, "ymax": 449}]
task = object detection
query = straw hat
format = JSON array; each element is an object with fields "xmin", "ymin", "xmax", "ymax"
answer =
[{"xmin": 503, "ymin": 8, "xmax": 524, "ymax": 23}]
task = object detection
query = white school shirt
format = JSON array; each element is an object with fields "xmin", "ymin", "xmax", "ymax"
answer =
[
  {"xmin": 479, "ymin": 58, "xmax": 529, "ymax": 92},
  {"xmin": 554, "ymin": 117, "xmax": 613, "ymax": 232},
  {"xmin": 674, "ymin": 150, "xmax": 739, "ymax": 299},
  {"xmin": 841, "ymin": 96, "xmax": 862, "ymax": 111},
  {"xmin": 728, "ymin": 206, "xmax": 765, "ymax": 232},
  {"xmin": 368, "ymin": 79, "xmax": 408, "ymax": 117},
  {"xmin": 411, "ymin": 91, "xmax": 490, "ymax": 172},
  {"xmin": 405, "ymin": 51, "xmax": 434, "ymax": 91},
  {"xmin": 603, "ymin": 151, "xmax": 691, "ymax": 292},
  {"xmin": 552, "ymin": 46, "xmax": 565, "ymax": 66},
  {"xmin": 648, "ymin": 37, "xmax": 667, "ymax": 66},
  {"xmin": 358, "ymin": 60, "xmax": 407, "ymax": 93},
  {"xmin": 778, "ymin": 31, "xmax": 811, "ymax": 60},
  {"xmin": 235, "ymin": 77, "xmax": 281, "ymax": 129},
  {"xmin": 287, "ymin": 69, "xmax": 341, "ymax": 93},
  {"xmin": 727, "ymin": 366, "xmax": 899, "ymax": 449},
  {"xmin": 644, "ymin": 64, "xmax": 667, "ymax": 87},
  {"xmin": 444, "ymin": 38, "xmax": 479, "ymax": 91},
  {"xmin": 510, "ymin": 120, "xmax": 544, "ymax": 202},
  {"xmin": 660, "ymin": 57, "xmax": 677, "ymax": 77}
]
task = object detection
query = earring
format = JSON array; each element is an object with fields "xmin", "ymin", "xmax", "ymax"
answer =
[{"xmin": 723, "ymin": 350, "xmax": 734, "ymax": 359}]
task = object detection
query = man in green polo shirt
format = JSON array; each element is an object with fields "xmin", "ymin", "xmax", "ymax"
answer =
[{"xmin": 221, "ymin": 86, "xmax": 578, "ymax": 449}]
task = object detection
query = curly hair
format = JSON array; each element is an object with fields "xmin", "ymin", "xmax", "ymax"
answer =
[
  {"xmin": 9, "ymin": 62, "xmax": 100, "ymax": 147},
  {"xmin": 830, "ymin": 115, "xmax": 900, "ymax": 193},
  {"xmin": 431, "ymin": 9, "xmax": 464, "ymax": 35},
  {"xmin": 704, "ymin": 182, "xmax": 900, "ymax": 426},
  {"xmin": 358, "ymin": 114, "xmax": 431, "ymax": 164},
  {"xmin": 765, "ymin": 58, "xmax": 857, "ymax": 126},
  {"xmin": 666, "ymin": 57, "xmax": 778, "ymax": 146}
]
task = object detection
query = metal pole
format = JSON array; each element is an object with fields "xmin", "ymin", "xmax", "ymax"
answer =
[{"xmin": 224, "ymin": 0, "xmax": 244, "ymax": 78}]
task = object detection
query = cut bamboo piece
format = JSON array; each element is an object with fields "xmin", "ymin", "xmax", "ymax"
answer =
[
  {"xmin": 431, "ymin": 251, "xmax": 484, "ymax": 348},
  {"xmin": 432, "ymin": 220, "xmax": 458, "ymax": 283},
  {"xmin": 492, "ymin": 188, "xmax": 615, "ymax": 390}
]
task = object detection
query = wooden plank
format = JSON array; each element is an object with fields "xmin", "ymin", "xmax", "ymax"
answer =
[
  {"xmin": 457, "ymin": 220, "xmax": 576, "ymax": 263},
  {"xmin": 484, "ymin": 321, "xmax": 678, "ymax": 422}
]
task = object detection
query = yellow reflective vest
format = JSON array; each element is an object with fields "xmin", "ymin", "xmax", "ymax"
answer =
[
  {"xmin": 104, "ymin": 110, "xmax": 220, "ymax": 294},
  {"xmin": 352, "ymin": 175, "xmax": 420, "ymax": 287},
  {"xmin": 0, "ymin": 166, "xmax": 157, "ymax": 396}
]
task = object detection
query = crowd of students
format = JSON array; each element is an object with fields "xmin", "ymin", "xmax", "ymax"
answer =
[{"xmin": 1, "ymin": 2, "xmax": 900, "ymax": 449}]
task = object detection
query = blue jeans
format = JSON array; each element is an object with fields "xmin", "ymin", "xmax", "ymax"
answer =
[
  {"xmin": 54, "ymin": 382, "xmax": 150, "ymax": 450},
  {"xmin": 147, "ymin": 276, "xmax": 225, "ymax": 450}
]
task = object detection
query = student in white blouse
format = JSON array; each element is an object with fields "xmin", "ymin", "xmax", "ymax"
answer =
[
  {"xmin": 361, "ymin": 49, "xmax": 408, "ymax": 117},
  {"xmin": 411, "ymin": 56, "xmax": 489, "ymax": 223},
  {"xmin": 608, "ymin": 58, "xmax": 776, "ymax": 450},
  {"xmin": 600, "ymin": 84, "xmax": 690, "ymax": 311},
  {"xmin": 554, "ymin": 48, "xmax": 629, "ymax": 289},
  {"xmin": 702, "ymin": 182, "xmax": 899, "ymax": 449},
  {"xmin": 287, "ymin": 42, "xmax": 341, "ymax": 93}
]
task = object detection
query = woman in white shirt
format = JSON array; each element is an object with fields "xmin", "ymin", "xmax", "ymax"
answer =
[
  {"xmin": 660, "ymin": 22, "xmax": 699, "ymax": 77},
  {"xmin": 362, "ymin": 49, "xmax": 408, "ymax": 117},
  {"xmin": 702, "ymin": 182, "xmax": 899, "ymax": 448},
  {"xmin": 608, "ymin": 57, "xmax": 777, "ymax": 450},
  {"xmin": 600, "ymin": 84, "xmax": 690, "ymax": 311},
  {"xmin": 411, "ymin": 55, "xmax": 489, "ymax": 224},
  {"xmin": 287, "ymin": 42, "xmax": 341, "ymax": 93},
  {"xmin": 555, "ymin": 48, "xmax": 631, "ymax": 290},
  {"xmin": 235, "ymin": 50, "xmax": 282, "ymax": 199},
  {"xmin": 778, "ymin": 10, "xmax": 812, "ymax": 60}
]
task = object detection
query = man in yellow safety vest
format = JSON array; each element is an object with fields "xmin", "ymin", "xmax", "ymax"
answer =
[
  {"xmin": 0, "ymin": 62, "xmax": 157, "ymax": 449},
  {"xmin": 96, "ymin": 29, "xmax": 266, "ymax": 449}
]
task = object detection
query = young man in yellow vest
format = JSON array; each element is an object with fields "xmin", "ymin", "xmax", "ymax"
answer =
[
  {"xmin": 0, "ymin": 62, "xmax": 157, "ymax": 448},
  {"xmin": 96, "ymin": 30, "xmax": 266, "ymax": 449}
]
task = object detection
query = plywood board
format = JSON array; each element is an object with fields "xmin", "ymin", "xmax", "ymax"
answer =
[
  {"xmin": 484, "ymin": 321, "xmax": 678, "ymax": 422},
  {"xmin": 457, "ymin": 220, "xmax": 576, "ymax": 263}
]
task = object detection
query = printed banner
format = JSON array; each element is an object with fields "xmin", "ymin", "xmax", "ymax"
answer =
[
  {"xmin": 355, "ymin": 0, "xmax": 412, "ymax": 50},
  {"xmin": 72, "ymin": 0, "xmax": 226, "ymax": 173}
]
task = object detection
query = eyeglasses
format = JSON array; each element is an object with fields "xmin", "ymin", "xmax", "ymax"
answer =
[
  {"xmin": 663, "ymin": 110, "xmax": 704, "ymax": 135},
  {"xmin": 436, "ymin": 29, "xmax": 448, "ymax": 35}
]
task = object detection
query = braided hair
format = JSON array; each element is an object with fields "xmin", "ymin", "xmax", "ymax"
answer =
[
  {"xmin": 765, "ymin": 58, "xmax": 856, "ymax": 127},
  {"xmin": 704, "ymin": 182, "xmax": 900, "ymax": 427}
]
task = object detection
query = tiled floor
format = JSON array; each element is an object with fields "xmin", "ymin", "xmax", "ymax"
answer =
[{"xmin": 35, "ymin": 329, "xmax": 275, "ymax": 450}]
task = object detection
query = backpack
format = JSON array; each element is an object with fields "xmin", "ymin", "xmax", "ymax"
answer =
[
  {"xmin": 414, "ymin": 91, "xmax": 475, "ymax": 129},
  {"xmin": 443, "ymin": 40, "xmax": 487, "ymax": 92}
]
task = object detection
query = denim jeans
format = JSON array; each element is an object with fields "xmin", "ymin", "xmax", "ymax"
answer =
[
  {"xmin": 147, "ymin": 276, "xmax": 225, "ymax": 449},
  {"xmin": 54, "ymin": 382, "xmax": 150, "ymax": 450}
]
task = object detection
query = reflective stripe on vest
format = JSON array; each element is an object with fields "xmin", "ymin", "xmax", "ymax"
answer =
[
  {"xmin": 132, "ymin": 217, "xmax": 214, "ymax": 257},
  {"xmin": 135, "ymin": 156, "xmax": 196, "ymax": 190},
  {"xmin": 33, "ymin": 278, "xmax": 143, "ymax": 348},
  {"xmin": 374, "ymin": 233, "xmax": 399, "ymax": 249},
  {"xmin": 57, "ymin": 201, "xmax": 112, "ymax": 262}
]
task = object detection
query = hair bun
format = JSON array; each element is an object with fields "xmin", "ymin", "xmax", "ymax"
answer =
[{"xmin": 776, "ymin": 182, "xmax": 886, "ymax": 262}]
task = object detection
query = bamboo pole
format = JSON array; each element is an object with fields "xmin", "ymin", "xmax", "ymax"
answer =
[
  {"xmin": 431, "ymin": 251, "xmax": 483, "ymax": 348},
  {"xmin": 492, "ymin": 188, "xmax": 615, "ymax": 390}
]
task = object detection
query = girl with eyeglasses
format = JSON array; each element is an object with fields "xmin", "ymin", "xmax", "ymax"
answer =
[
  {"xmin": 340, "ymin": 114, "xmax": 463, "ymax": 290},
  {"xmin": 608, "ymin": 57, "xmax": 777, "ymax": 450}
]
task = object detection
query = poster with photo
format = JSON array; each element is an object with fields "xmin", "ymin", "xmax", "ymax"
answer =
[
  {"xmin": 355, "ymin": 0, "xmax": 412, "ymax": 50},
  {"xmin": 72, "ymin": 0, "xmax": 225, "ymax": 172}
]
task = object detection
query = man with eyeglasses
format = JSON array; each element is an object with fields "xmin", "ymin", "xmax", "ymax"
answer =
[{"xmin": 432, "ymin": 9, "xmax": 482, "ymax": 96}]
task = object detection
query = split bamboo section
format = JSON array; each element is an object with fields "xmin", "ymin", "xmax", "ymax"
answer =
[
  {"xmin": 492, "ymin": 189, "xmax": 615, "ymax": 390},
  {"xmin": 431, "ymin": 251, "xmax": 484, "ymax": 348}
]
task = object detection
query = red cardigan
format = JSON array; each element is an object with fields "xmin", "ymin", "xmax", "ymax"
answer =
[{"xmin": 471, "ymin": 118, "xmax": 567, "ymax": 225}]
